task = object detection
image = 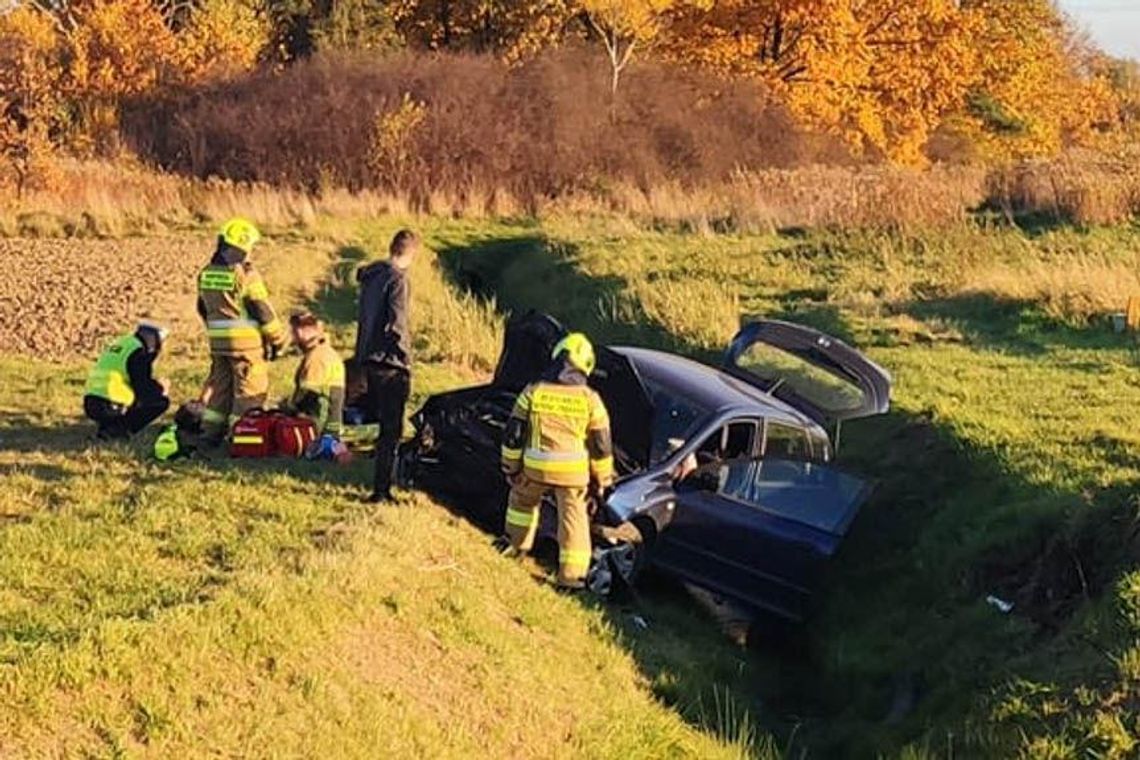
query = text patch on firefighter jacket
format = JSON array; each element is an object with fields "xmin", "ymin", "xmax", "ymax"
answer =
[
  {"xmin": 85, "ymin": 334, "xmax": 143, "ymax": 406},
  {"xmin": 501, "ymin": 382, "xmax": 614, "ymax": 488},
  {"xmin": 290, "ymin": 338, "xmax": 346, "ymax": 435},
  {"xmin": 197, "ymin": 262, "xmax": 285, "ymax": 358}
]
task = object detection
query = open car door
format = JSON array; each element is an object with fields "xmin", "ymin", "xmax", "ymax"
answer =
[
  {"xmin": 659, "ymin": 457, "xmax": 873, "ymax": 621},
  {"xmin": 723, "ymin": 321, "xmax": 891, "ymax": 426}
]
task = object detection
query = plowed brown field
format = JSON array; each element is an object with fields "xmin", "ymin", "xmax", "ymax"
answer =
[{"xmin": 0, "ymin": 236, "xmax": 335, "ymax": 362}]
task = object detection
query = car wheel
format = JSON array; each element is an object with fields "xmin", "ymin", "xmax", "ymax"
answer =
[{"xmin": 586, "ymin": 522, "xmax": 653, "ymax": 599}]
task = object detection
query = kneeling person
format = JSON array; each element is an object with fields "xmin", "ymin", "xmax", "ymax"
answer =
[
  {"xmin": 282, "ymin": 312, "xmax": 345, "ymax": 437},
  {"xmin": 84, "ymin": 322, "xmax": 171, "ymax": 440}
]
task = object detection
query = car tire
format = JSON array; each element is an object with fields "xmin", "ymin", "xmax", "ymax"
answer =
[{"xmin": 586, "ymin": 520, "xmax": 654, "ymax": 599}]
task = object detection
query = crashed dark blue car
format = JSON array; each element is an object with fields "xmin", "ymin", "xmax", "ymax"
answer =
[{"xmin": 398, "ymin": 313, "xmax": 892, "ymax": 621}]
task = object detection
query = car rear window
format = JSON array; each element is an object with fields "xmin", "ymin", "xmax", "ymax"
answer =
[{"xmin": 734, "ymin": 343, "xmax": 867, "ymax": 416}]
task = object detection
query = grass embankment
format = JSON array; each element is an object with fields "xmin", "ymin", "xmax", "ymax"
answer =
[
  {"xmin": 434, "ymin": 217, "xmax": 1140, "ymax": 757},
  {"xmin": 0, "ymin": 220, "xmax": 762, "ymax": 757},
  {"xmin": 3, "ymin": 210, "xmax": 1139, "ymax": 757}
]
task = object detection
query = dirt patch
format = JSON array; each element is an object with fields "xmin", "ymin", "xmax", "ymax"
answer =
[{"xmin": 0, "ymin": 237, "xmax": 208, "ymax": 362}]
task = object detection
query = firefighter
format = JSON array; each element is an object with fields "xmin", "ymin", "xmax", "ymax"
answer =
[
  {"xmin": 83, "ymin": 322, "xmax": 171, "ymax": 440},
  {"xmin": 281, "ymin": 311, "xmax": 345, "ymax": 437},
  {"xmin": 196, "ymin": 218, "xmax": 287, "ymax": 445},
  {"xmin": 500, "ymin": 332, "xmax": 614, "ymax": 590}
]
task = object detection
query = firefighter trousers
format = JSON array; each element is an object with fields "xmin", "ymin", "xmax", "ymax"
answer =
[
  {"xmin": 201, "ymin": 355, "xmax": 269, "ymax": 439},
  {"xmin": 505, "ymin": 476, "xmax": 592, "ymax": 588}
]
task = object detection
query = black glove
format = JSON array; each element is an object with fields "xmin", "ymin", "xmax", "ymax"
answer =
[{"xmin": 264, "ymin": 341, "xmax": 281, "ymax": 362}]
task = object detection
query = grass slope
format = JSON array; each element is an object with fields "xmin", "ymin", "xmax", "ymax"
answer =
[
  {"xmin": 0, "ymin": 221, "xmax": 760, "ymax": 758},
  {"xmin": 432, "ymin": 216, "xmax": 1140, "ymax": 757},
  {"xmin": 3, "ymin": 213, "xmax": 1139, "ymax": 757}
]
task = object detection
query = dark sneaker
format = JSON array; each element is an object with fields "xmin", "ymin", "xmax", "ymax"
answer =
[{"xmin": 365, "ymin": 491, "xmax": 394, "ymax": 505}]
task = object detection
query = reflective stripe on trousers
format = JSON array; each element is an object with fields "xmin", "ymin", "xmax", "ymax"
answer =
[
  {"xmin": 560, "ymin": 547, "xmax": 591, "ymax": 573},
  {"xmin": 505, "ymin": 477, "xmax": 592, "ymax": 586},
  {"xmin": 506, "ymin": 507, "xmax": 538, "ymax": 529}
]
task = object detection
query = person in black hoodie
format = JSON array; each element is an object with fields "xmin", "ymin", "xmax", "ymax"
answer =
[
  {"xmin": 355, "ymin": 229, "xmax": 419, "ymax": 503},
  {"xmin": 83, "ymin": 322, "xmax": 171, "ymax": 440}
]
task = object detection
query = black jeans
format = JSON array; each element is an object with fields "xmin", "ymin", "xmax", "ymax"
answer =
[
  {"xmin": 365, "ymin": 366, "xmax": 411, "ymax": 496},
  {"xmin": 84, "ymin": 394, "xmax": 170, "ymax": 439}
]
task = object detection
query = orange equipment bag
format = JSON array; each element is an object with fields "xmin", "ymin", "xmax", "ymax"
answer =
[{"xmin": 230, "ymin": 409, "xmax": 280, "ymax": 458}]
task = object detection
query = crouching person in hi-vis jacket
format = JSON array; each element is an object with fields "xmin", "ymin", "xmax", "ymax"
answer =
[
  {"xmin": 197, "ymin": 218, "xmax": 287, "ymax": 445},
  {"xmin": 83, "ymin": 322, "xmax": 171, "ymax": 440},
  {"xmin": 501, "ymin": 333, "xmax": 614, "ymax": 590}
]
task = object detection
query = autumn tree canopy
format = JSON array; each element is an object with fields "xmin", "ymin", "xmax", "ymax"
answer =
[{"xmin": 0, "ymin": 0, "xmax": 1134, "ymax": 170}]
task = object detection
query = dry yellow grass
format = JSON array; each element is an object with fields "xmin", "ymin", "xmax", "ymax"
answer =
[
  {"xmin": 988, "ymin": 148, "xmax": 1140, "ymax": 226},
  {"xmin": 5, "ymin": 154, "xmax": 1139, "ymax": 241}
]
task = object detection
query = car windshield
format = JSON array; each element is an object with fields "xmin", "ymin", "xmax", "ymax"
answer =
[{"xmin": 644, "ymin": 378, "xmax": 713, "ymax": 465}]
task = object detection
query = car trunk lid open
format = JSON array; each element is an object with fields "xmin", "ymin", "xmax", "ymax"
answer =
[{"xmin": 723, "ymin": 320, "xmax": 892, "ymax": 426}]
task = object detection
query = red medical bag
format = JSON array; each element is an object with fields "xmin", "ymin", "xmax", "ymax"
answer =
[
  {"xmin": 273, "ymin": 416, "xmax": 318, "ymax": 458},
  {"xmin": 229, "ymin": 409, "xmax": 280, "ymax": 458}
]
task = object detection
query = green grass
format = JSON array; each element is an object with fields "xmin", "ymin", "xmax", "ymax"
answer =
[
  {"xmin": 0, "ymin": 220, "xmax": 764, "ymax": 758},
  {"xmin": 430, "ymin": 216, "xmax": 1140, "ymax": 757},
  {"xmin": 3, "ymin": 213, "xmax": 1140, "ymax": 757}
]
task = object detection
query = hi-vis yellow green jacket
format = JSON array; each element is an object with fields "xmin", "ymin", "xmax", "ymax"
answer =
[
  {"xmin": 197, "ymin": 258, "xmax": 286, "ymax": 359},
  {"xmin": 501, "ymin": 379, "xmax": 614, "ymax": 489},
  {"xmin": 84, "ymin": 333, "xmax": 143, "ymax": 406}
]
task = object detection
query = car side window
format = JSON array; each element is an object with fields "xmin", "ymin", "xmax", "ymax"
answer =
[
  {"xmin": 724, "ymin": 421, "xmax": 757, "ymax": 459},
  {"xmin": 695, "ymin": 420, "xmax": 758, "ymax": 463},
  {"xmin": 808, "ymin": 429, "xmax": 832, "ymax": 463},
  {"xmin": 715, "ymin": 459, "xmax": 868, "ymax": 534},
  {"xmin": 764, "ymin": 421, "xmax": 809, "ymax": 460}
]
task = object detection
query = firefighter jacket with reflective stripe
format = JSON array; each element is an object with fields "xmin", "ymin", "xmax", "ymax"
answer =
[
  {"xmin": 85, "ymin": 334, "xmax": 143, "ymax": 406},
  {"xmin": 501, "ymin": 375, "xmax": 614, "ymax": 488},
  {"xmin": 289, "ymin": 337, "xmax": 346, "ymax": 435},
  {"xmin": 197, "ymin": 259, "xmax": 285, "ymax": 358}
]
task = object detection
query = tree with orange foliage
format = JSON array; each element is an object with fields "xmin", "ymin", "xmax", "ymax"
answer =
[
  {"xmin": 957, "ymin": 0, "xmax": 1118, "ymax": 159},
  {"xmin": 578, "ymin": 0, "xmax": 711, "ymax": 97},
  {"xmin": 391, "ymin": 0, "xmax": 574, "ymax": 61},
  {"xmin": 0, "ymin": 6, "xmax": 65, "ymax": 193},
  {"xmin": 665, "ymin": 0, "xmax": 978, "ymax": 163},
  {"xmin": 4, "ymin": 0, "xmax": 268, "ymax": 155},
  {"xmin": 176, "ymin": 0, "xmax": 268, "ymax": 81},
  {"xmin": 61, "ymin": 0, "xmax": 178, "ymax": 152}
]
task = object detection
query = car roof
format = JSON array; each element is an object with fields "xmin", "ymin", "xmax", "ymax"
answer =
[{"xmin": 612, "ymin": 347, "xmax": 817, "ymax": 429}]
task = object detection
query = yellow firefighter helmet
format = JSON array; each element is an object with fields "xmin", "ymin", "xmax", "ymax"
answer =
[
  {"xmin": 552, "ymin": 332, "xmax": 596, "ymax": 376},
  {"xmin": 219, "ymin": 218, "xmax": 262, "ymax": 254}
]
